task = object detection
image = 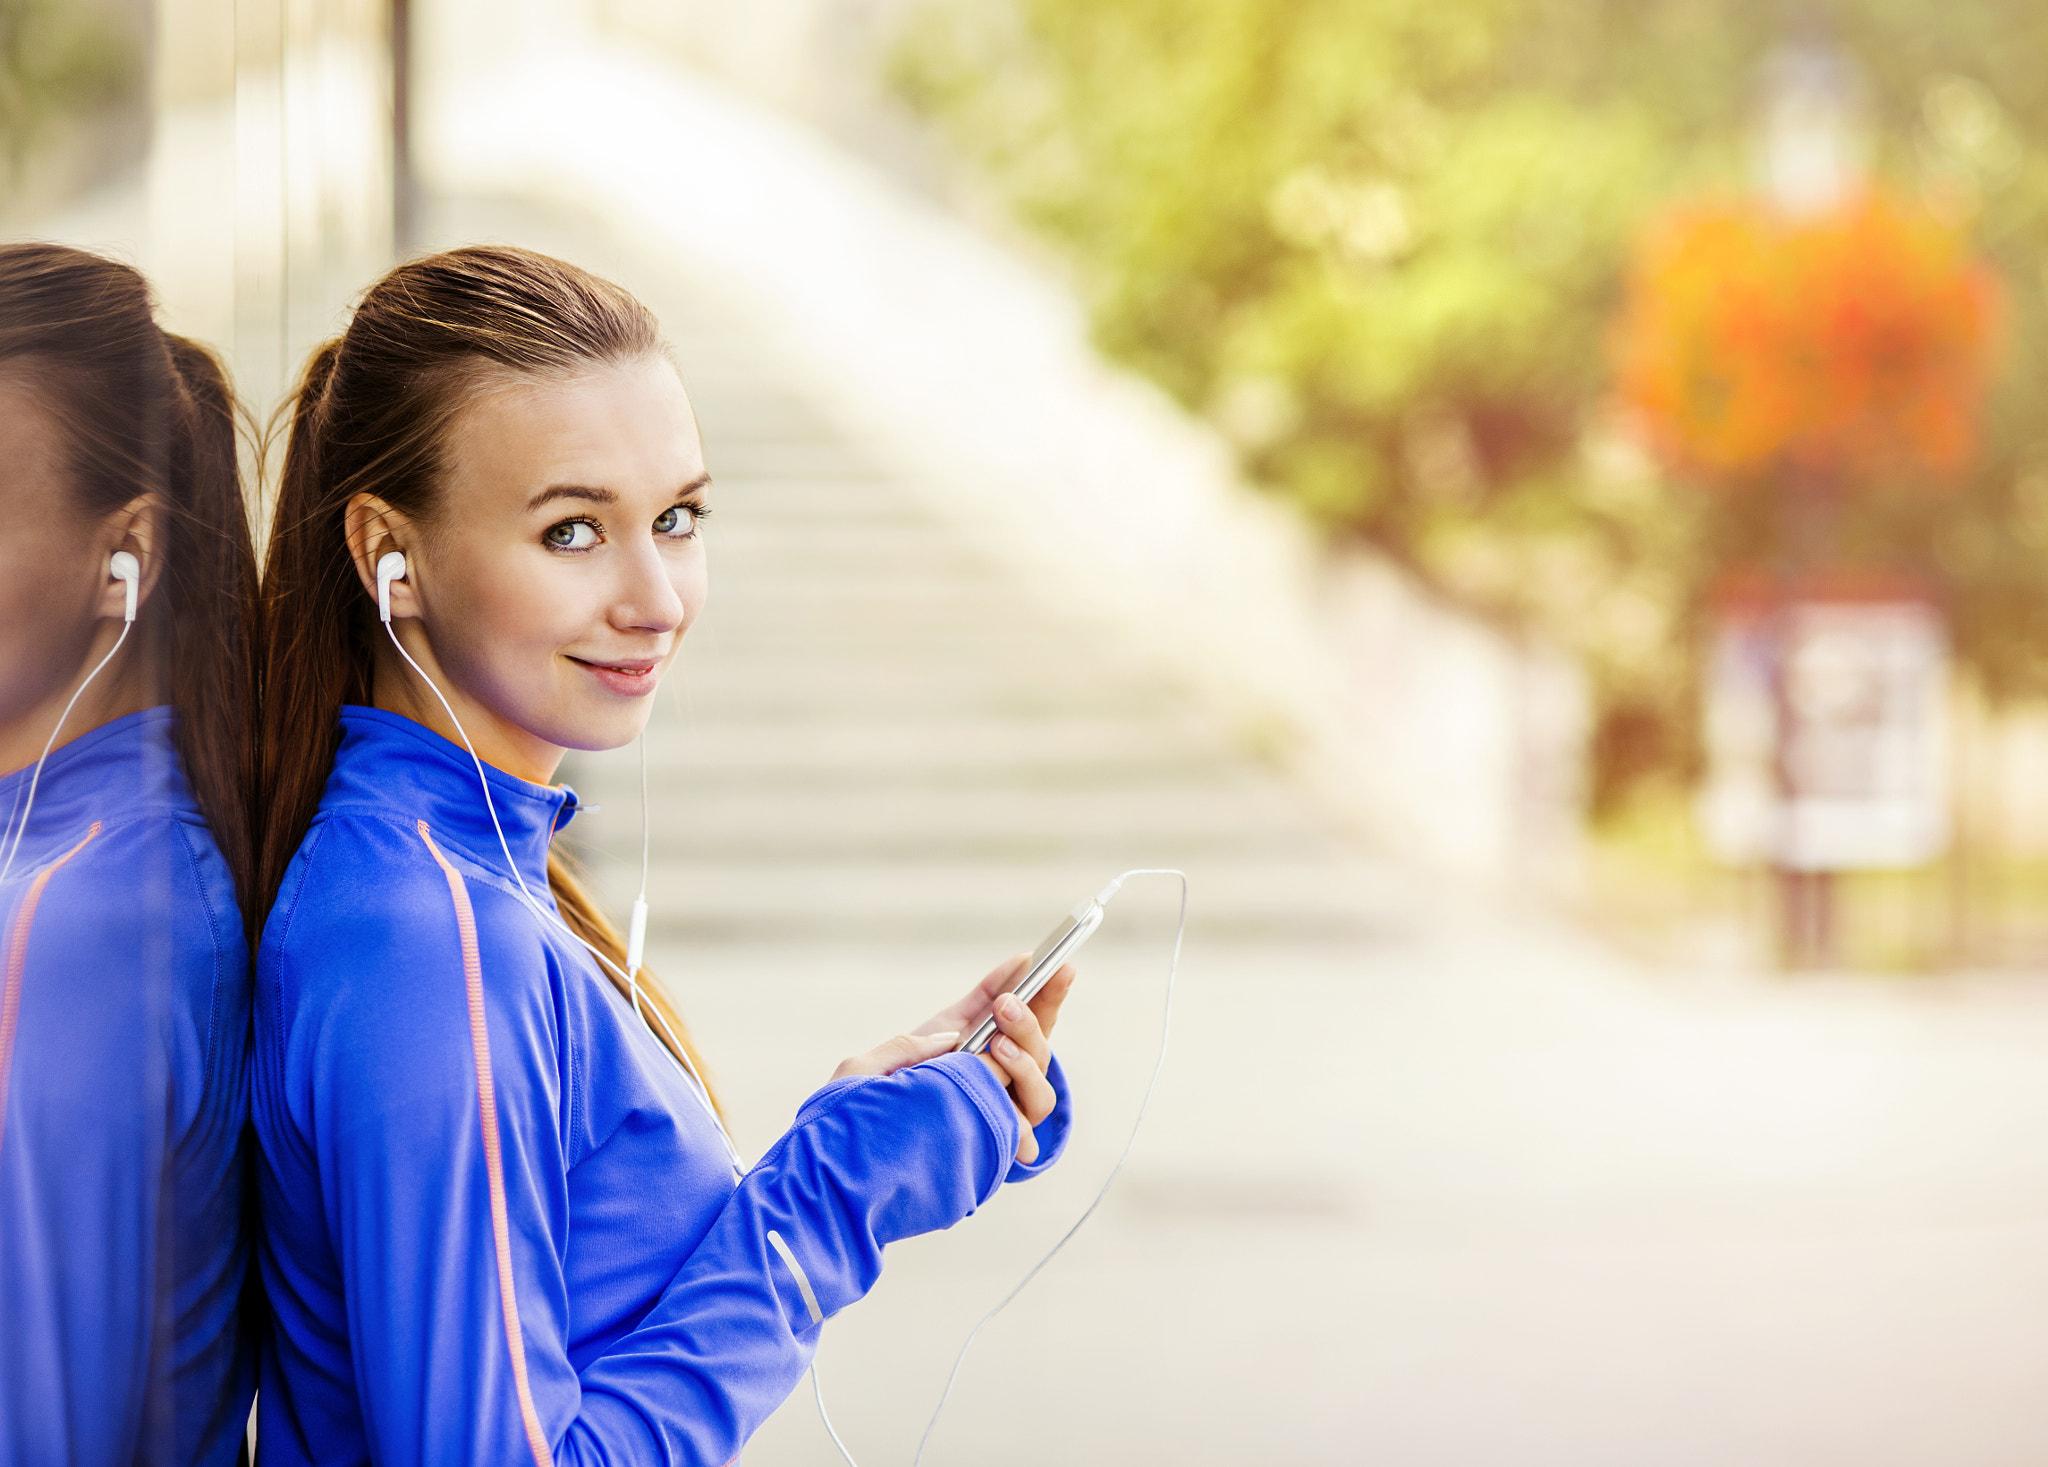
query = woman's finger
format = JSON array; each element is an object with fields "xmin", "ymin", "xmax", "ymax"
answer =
[
  {"xmin": 965, "ymin": 951, "xmax": 1030, "ymax": 1015},
  {"xmin": 912, "ymin": 952, "xmax": 1030, "ymax": 1038},
  {"xmin": 988, "ymin": 1032, "xmax": 1058, "ymax": 1129},
  {"xmin": 1025, "ymin": 962, "xmax": 1076, "ymax": 1042},
  {"xmin": 981, "ymin": 949, "xmax": 1031, "ymax": 995},
  {"xmin": 987, "ymin": 1032, "xmax": 1056, "ymax": 1171},
  {"xmin": 832, "ymin": 1031, "xmax": 959, "ymax": 1081},
  {"xmin": 992, "ymin": 991, "xmax": 1051, "ymax": 1075}
]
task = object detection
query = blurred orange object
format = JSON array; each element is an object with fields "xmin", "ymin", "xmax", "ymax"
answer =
[{"xmin": 1612, "ymin": 191, "xmax": 2003, "ymax": 488}]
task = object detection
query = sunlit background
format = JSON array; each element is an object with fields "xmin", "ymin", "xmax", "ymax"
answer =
[{"xmin": 14, "ymin": 0, "xmax": 2048, "ymax": 1462}]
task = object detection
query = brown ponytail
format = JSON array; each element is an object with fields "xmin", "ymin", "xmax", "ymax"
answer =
[
  {"xmin": 260, "ymin": 245, "xmax": 715, "ymax": 1100},
  {"xmin": 547, "ymin": 850, "xmax": 719, "ymax": 1112},
  {"xmin": 0, "ymin": 243, "xmax": 258, "ymax": 922}
]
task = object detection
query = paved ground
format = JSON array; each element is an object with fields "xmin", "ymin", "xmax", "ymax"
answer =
[{"xmin": 429, "ymin": 195, "xmax": 2048, "ymax": 1466}]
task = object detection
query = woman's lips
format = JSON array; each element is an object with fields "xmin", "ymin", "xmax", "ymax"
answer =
[{"xmin": 571, "ymin": 656, "xmax": 660, "ymax": 697}]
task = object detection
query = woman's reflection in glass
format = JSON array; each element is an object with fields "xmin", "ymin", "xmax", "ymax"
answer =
[{"xmin": 0, "ymin": 243, "xmax": 257, "ymax": 1466}]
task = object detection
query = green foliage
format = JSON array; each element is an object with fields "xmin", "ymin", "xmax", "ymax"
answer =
[
  {"xmin": 0, "ymin": 0, "xmax": 136, "ymax": 181},
  {"xmin": 896, "ymin": 0, "xmax": 2048, "ymax": 816}
]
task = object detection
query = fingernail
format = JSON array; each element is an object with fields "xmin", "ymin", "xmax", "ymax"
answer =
[
  {"xmin": 999, "ymin": 994, "xmax": 1024, "ymax": 1020},
  {"xmin": 995, "ymin": 1035, "xmax": 1018, "ymax": 1058}
]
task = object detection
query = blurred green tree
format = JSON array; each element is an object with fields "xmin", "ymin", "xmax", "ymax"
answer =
[
  {"xmin": 895, "ymin": 0, "xmax": 2048, "ymax": 819},
  {"xmin": 0, "ymin": 0, "xmax": 138, "ymax": 191}
]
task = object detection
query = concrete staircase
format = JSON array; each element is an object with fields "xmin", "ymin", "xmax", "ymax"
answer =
[
  {"xmin": 423, "ymin": 195, "xmax": 2048, "ymax": 1467},
  {"xmin": 436, "ymin": 193, "xmax": 1428, "ymax": 1463},
  {"xmin": 513, "ymin": 205, "xmax": 1405, "ymax": 955}
]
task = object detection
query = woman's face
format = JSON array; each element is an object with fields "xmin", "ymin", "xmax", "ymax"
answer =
[
  {"xmin": 0, "ymin": 374, "xmax": 146, "ymax": 774},
  {"xmin": 359, "ymin": 355, "xmax": 709, "ymax": 781}
]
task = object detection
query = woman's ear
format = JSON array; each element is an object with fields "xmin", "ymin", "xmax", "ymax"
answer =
[
  {"xmin": 97, "ymin": 495, "xmax": 162, "ymax": 622},
  {"xmin": 344, "ymin": 494, "xmax": 420, "ymax": 621}
]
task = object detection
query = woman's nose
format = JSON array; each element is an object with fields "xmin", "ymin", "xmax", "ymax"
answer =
[{"xmin": 613, "ymin": 541, "xmax": 687, "ymax": 633}]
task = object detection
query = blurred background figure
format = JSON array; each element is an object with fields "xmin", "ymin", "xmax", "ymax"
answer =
[{"xmin": 16, "ymin": 0, "xmax": 2048, "ymax": 1463}]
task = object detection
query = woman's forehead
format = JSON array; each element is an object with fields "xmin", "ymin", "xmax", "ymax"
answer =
[
  {"xmin": 441, "ymin": 358, "xmax": 704, "ymax": 508},
  {"xmin": 0, "ymin": 371, "xmax": 74, "ymax": 512}
]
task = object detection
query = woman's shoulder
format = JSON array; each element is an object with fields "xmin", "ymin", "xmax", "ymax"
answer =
[
  {"xmin": 253, "ymin": 812, "xmax": 579, "ymax": 1122},
  {"xmin": 12, "ymin": 810, "xmax": 242, "ymax": 955},
  {"xmin": 267, "ymin": 813, "xmax": 473, "ymax": 956},
  {"xmin": 3, "ymin": 813, "xmax": 248, "ymax": 1108},
  {"xmin": 260, "ymin": 811, "xmax": 560, "ymax": 1008}
]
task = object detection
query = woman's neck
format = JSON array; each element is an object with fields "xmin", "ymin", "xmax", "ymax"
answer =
[
  {"xmin": 0, "ymin": 628, "xmax": 153, "ymax": 779},
  {"xmin": 369, "ymin": 631, "xmax": 565, "ymax": 787}
]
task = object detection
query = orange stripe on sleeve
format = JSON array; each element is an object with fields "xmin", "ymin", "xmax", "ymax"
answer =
[
  {"xmin": 0, "ymin": 823, "xmax": 102, "ymax": 1165},
  {"xmin": 417, "ymin": 820, "xmax": 554, "ymax": 1467}
]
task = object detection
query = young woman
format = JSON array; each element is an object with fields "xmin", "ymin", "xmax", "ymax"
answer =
[
  {"xmin": 253, "ymin": 245, "xmax": 1074, "ymax": 1465},
  {"xmin": 0, "ymin": 244, "xmax": 257, "ymax": 1463}
]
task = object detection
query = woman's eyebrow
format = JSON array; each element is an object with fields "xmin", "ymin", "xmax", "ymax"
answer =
[
  {"xmin": 527, "ymin": 483, "xmax": 617, "ymax": 512},
  {"xmin": 527, "ymin": 472, "xmax": 711, "ymax": 512}
]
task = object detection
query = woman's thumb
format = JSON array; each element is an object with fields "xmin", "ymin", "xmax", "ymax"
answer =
[{"xmin": 877, "ymin": 1031, "xmax": 959, "ymax": 1074}]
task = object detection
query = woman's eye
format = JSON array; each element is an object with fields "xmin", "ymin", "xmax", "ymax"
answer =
[
  {"xmin": 654, "ymin": 505, "xmax": 700, "ymax": 537},
  {"xmin": 545, "ymin": 519, "xmax": 600, "ymax": 550}
]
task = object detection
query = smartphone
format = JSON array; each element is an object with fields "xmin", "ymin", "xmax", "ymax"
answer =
[{"xmin": 956, "ymin": 898, "xmax": 1104, "ymax": 1055}]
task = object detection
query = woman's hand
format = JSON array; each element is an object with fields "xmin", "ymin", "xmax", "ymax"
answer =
[
  {"xmin": 915, "ymin": 952, "xmax": 1080, "ymax": 1164},
  {"xmin": 830, "ymin": 952, "xmax": 1077, "ymax": 1165},
  {"xmin": 830, "ymin": 1030, "xmax": 962, "ymax": 1081}
]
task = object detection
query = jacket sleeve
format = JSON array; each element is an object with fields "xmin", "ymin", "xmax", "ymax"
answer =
[
  {"xmin": 565, "ymin": 1053, "xmax": 1022, "ymax": 1463},
  {"xmin": 0, "ymin": 822, "xmax": 253, "ymax": 1467},
  {"xmin": 143, "ymin": 821, "xmax": 255, "ymax": 1467},
  {"xmin": 0, "ymin": 846, "xmax": 163, "ymax": 1466},
  {"xmin": 306, "ymin": 858, "xmax": 1036, "ymax": 1466},
  {"xmin": 302, "ymin": 863, "xmax": 577, "ymax": 1467},
  {"xmin": 1003, "ymin": 1051, "xmax": 1073, "ymax": 1184},
  {"xmin": 563, "ymin": 1045, "xmax": 1075, "ymax": 1459}
]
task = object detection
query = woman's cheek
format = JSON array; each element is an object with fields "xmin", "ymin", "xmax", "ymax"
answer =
[
  {"xmin": 0, "ymin": 564, "xmax": 98, "ymax": 725},
  {"xmin": 489, "ymin": 560, "xmax": 587, "ymax": 658},
  {"xmin": 676, "ymin": 556, "xmax": 709, "ymax": 629},
  {"xmin": 440, "ymin": 565, "xmax": 563, "ymax": 706}
]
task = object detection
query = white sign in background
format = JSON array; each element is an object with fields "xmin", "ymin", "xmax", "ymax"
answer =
[{"xmin": 1701, "ymin": 601, "xmax": 1949, "ymax": 870}]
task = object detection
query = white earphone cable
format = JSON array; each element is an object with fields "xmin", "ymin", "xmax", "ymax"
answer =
[
  {"xmin": 626, "ymin": 728, "xmax": 652, "ymax": 1019},
  {"xmin": 810, "ymin": 1358, "xmax": 860, "ymax": 1467},
  {"xmin": 381, "ymin": 614, "xmax": 742, "ymax": 1172},
  {"xmin": 638, "ymin": 730, "xmax": 651, "ymax": 904},
  {"xmin": 1, "ymin": 617, "xmax": 134, "ymax": 882},
  {"xmin": 807, "ymin": 868, "xmax": 1189, "ymax": 1466},
  {"xmin": 376, "ymin": 563, "xmax": 1191, "ymax": 1456}
]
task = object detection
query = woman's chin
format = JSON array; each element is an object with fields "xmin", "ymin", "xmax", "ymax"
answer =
[
  {"xmin": 533, "ymin": 665, "xmax": 663, "ymax": 753},
  {"xmin": 543, "ymin": 704, "xmax": 655, "ymax": 755}
]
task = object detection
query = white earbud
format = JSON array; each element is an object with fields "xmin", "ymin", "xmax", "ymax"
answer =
[
  {"xmin": 109, "ymin": 551, "xmax": 139, "ymax": 624},
  {"xmin": 0, "ymin": 551, "xmax": 144, "ymax": 880},
  {"xmin": 376, "ymin": 551, "xmax": 407, "ymax": 623}
]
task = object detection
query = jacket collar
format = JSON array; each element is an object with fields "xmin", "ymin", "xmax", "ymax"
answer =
[
  {"xmin": 320, "ymin": 706, "xmax": 579, "ymax": 893},
  {"xmin": 0, "ymin": 707, "xmax": 190, "ymax": 873}
]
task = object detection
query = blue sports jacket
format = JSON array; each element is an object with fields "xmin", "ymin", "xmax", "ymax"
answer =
[
  {"xmin": 0, "ymin": 707, "xmax": 254, "ymax": 1466},
  {"xmin": 252, "ymin": 707, "xmax": 1070, "ymax": 1466}
]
